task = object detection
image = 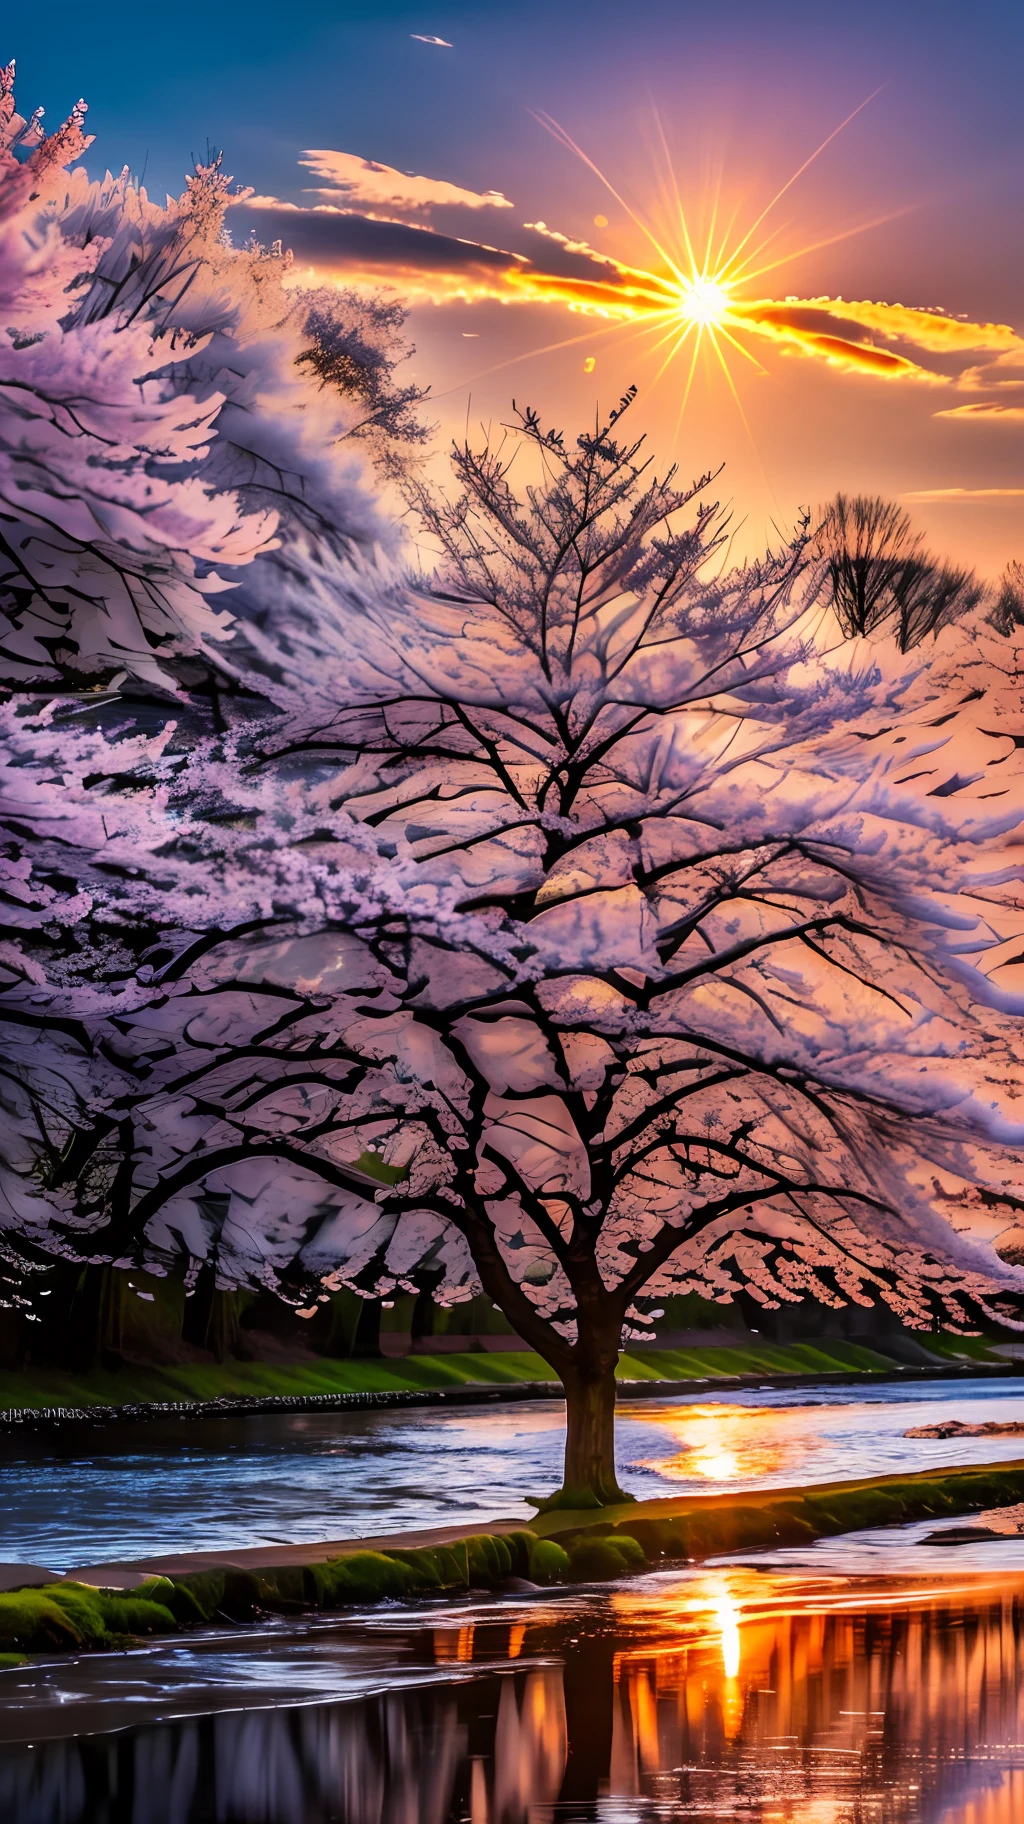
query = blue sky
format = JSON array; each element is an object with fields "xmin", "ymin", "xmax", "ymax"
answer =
[{"xmin": 17, "ymin": 0, "xmax": 1024, "ymax": 570}]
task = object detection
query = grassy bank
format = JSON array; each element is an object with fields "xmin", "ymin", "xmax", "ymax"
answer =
[
  {"xmin": 3, "ymin": 1455, "xmax": 1024, "ymax": 1658},
  {"xmin": 0, "ymin": 1334, "xmax": 1002, "ymax": 1414}
]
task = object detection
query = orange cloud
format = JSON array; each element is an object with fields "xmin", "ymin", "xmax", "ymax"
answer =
[
  {"xmin": 793, "ymin": 297, "xmax": 1024, "ymax": 356},
  {"xmin": 231, "ymin": 194, "xmax": 660, "ymax": 313},
  {"xmin": 934, "ymin": 401, "xmax": 1024, "ymax": 422},
  {"xmin": 734, "ymin": 304, "xmax": 945, "ymax": 381},
  {"xmin": 502, "ymin": 264, "xmax": 672, "ymax": 316},
  {"xmin": 231, "ymin": 170, "xmax": 1024, "ymax": 399},
  {"xmin": 902, "ymin": 487, "xmax": 1024, "ymax": 501},
  {"xmin": 299, "ymin": 149, "xmax": 513, "ymax": 214}
]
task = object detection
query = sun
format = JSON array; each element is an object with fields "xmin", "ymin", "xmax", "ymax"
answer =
[
  {"xmin": 677, "ymin": 274, "xmax": 733, "ymax": 330},
  {"xmin": 530, "ymin": 91, "xmax": 894, "ymax": 436}
]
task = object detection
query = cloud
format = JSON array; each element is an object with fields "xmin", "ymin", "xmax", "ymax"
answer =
[
  {"xmin": 300, "ymin": 149, "xmax": 511, "ymax": 214},
  {"xmin": 934, "ymin": 401, "xmax": 1024, "ymax": 422},
  {"xmin": 231, "ymin": 200, "xmax": 525, "ymax": 290},
  {"xmin": 230, "ymin": 196, "xmax": 660, "ymax": 309},
  {"xmin": 410, "ymin": 33, "xmax": 452, "ymax": 46},
  {"xmin": 730, "ymin": 297, "xmax": 1024, "ymax": 385},
  {"xmin": 793, "ymin": 297, "xmax": 1024, "ymax": 356},
  {"xmin": 229, "ymin": 164, "xmax": 1024, "ymax": 399},
  {"xmin": 902, "ymin": 487, "xmax": 1024, "ymax": 501},
  {"xmin": 734, "ymin": 304, "xmax": 946, "ymax": 382}
]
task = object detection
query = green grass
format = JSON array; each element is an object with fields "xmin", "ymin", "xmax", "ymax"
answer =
[
  {"xmin": 0, "ymin": 1353, "xmax": 556, "ymax": 1411},
  {"xmin": 0, "ymin": 1332, "xmax": 996, "ymax": 1415},
  {"xmin": 615, "ymin": 1338, "xmax": 903, "ymax": 1381},
  {"xmin": 917, "ymin": 1334, "xmax": 1006, "ymax": 1363}
]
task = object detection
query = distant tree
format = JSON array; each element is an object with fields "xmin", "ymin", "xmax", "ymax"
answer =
[
  {"xmin": 818, "ymin": 494, "xmax": 923, "ymax": 638},
  {"xmin": 988, "ymin": 560, "xmax": 1024, "ymax": 637},
  {"xmin": 891, "ymin": 557, "xmax": 987, "ymax": 654},
  {"xmin": 6, "ymin": 394, "xmax": 1024, "ymax": 1506},
  {"xmin": 819, "ymin": 494, "xmax": 986, "ymax": 655}
]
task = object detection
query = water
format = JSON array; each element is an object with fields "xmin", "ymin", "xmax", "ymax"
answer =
[
  {"xmin": 3, "ymin": 1375, "xmax": 1024, "ymax": 1572},
  {"xmin": 4, "ymin": 1562, "xmax": 1024, "ymax": 1820},
  {"xmin": 6, "ymin": 1378, "xmax": 1024, "ymax": 1818}
]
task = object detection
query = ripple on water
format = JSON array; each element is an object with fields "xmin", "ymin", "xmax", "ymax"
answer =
[{"xmin": 3, "ymin": 1374, "xmax": 1024, "ymax": 1568}]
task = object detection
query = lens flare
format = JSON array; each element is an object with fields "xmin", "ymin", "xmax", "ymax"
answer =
[{"xmin": 678, "ymin": 275, "xmax": 733, "ymax": 329}]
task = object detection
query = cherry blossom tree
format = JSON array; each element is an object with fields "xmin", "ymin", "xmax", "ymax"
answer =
[
  {"xmin": 0, "ymin": 62, "xmax": 425, "ymax": 698},
  {"xmin": 5, "ymin": 68, "xmax": 1024, "ymax": 1503},
  {"xmin": 6, "ymin": 382, "xmax": 1024, "ymax": 1503}
]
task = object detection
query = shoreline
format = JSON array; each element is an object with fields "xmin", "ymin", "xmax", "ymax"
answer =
[
  {"xmin": 5, "ymin": 1457, "xmax": 1024, "ymax": 1659},
  {"xmin": 58, "ymin": 1448, "xmax": 1024, "ymax": 1587},
  {"xmin": 0, "ymin": 1356, "xmax": 1020, "ymax": 1432}
]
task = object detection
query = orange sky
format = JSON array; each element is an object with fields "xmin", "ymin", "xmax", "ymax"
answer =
[{"xmin": 17, "ymin": 0, "xmax": 1024, "ymax": 576}]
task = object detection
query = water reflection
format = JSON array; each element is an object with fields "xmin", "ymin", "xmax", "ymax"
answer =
[
  {"xmin": 8, "ymin": 1379, "xmax": 1024, "ymax": 1569},
  {"xmin": 7, "ymin": 1568, "xmax": 1024, "ymax": 1820}
]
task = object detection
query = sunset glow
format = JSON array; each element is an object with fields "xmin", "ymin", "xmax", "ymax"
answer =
[{"xmin": 232, "ymin": 96, "xmax": 1024, "ymax": 484}]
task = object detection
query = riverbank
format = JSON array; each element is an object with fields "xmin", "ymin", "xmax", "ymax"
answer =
[
  {"xmin": 5, "ymin": 1455, "xmax": 1024, "ymax": 1659},
  {"xmin": 0, "ymin": 1333, "xmax": 1008, "ymax": 1428}
]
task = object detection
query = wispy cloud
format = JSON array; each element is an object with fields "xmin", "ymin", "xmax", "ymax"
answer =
[
  {"xmin": 230, "ymin": 194, "xmax": 654, "ymax": 308},
  {"xmin": 793, "ymin": 298, "xmax": 1023, "ymax": 356},
  {"xmin": 934, "ymin": 401, "xmax": 1024, "ymax": 422},
  {"xmin": 410, "ymin": 33, "xmax": 452, "ymax": 46},
  {"xmin": 733, "ymin": 298, "xmax": 1024, "ymax": 384},
  {"xmin": 231, "ymin": 200, "xmax": 527, "ymax": 294},
  {"xmin": 902, "ymin": 487, "xmax": 1024, "ymax": 501},
  {"xmin": 299, "ymin": 149, "xmax": 511, "ymax": 215}
]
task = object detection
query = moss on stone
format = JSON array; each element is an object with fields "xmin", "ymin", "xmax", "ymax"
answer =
[
  {"xmin": 465, "ymin": 1534, "xmax": 507, "ymax": 1585},
  {"xmin": 318, "ymin": 1552, "xmax": 418, "ymax": 1604},
  {"xmin": 100, "ymin": 1595, "xmax": 178, "ymax": 1636},
  {"xmin": 0, "ymin": 1581, "xmax": 177, "ymax": 1651},
  {"xmin": 505, "ymin": 1531, "xmax": 537, "ymax": 1577},
  {"xmin": 170, "ymin": 1570, "xmax": 225, "ymax": 1620},
  {"xmin": 606, "ymin": 1533, "xmax": 646, "ymax": 1568},
  {"xmin": 137, "ymin": 1576, "xmax": 208, "ymax": 1627},
  {"xmin": 0, "ymin": 1589, "xmax": 91, "ymax": 1651},
  {"xmin": 567, "ymin": 1536, "xmax": 629, "ymax": 1581},
  {"xmin": 622, "ymin": 1517, "xmax": 689, "ymax": 1560},
  {"xmin": 384, "ymin": 1547, "xmax": 448, "ymax": 1591},
  {"xmin": 528, "ymin": 1538, "xmax": 570, "ymax": 1584}
]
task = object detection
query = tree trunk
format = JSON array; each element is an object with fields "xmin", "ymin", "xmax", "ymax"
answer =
[{"xmin": 557, "ymin": 1361, "xmax": 630, "ymax": 1508}]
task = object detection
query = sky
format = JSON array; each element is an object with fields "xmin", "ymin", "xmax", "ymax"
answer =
[{"xmin": 13, "ymin": 0, "xmax": 1024, "ymax": 572}]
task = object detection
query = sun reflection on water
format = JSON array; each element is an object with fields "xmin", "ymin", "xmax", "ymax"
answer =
[
  {"xmin": 630, "ymin": 1400, "xmax": 799, "ymax": 1485},
  {"xmin": 715, "ymin": 1587, "xmax": 742, "ymax": 1679}
]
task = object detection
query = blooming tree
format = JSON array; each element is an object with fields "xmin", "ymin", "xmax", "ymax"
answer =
[
  {"xmin": 0, "ymin": 62, "xmax": 426, "ymax": 698},
  {"xmin": 6, "ymin": 378, "xmax": 1024, "ymax": 1501},
  {"xmin": 5, "ymin": 66, "xmax": 1024, "ymax": 1502}
]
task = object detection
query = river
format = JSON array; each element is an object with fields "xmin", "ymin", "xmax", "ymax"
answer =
[{"xmin": 3, "ymin": 1373, "xmax": 1024, "ymax": 1571}]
